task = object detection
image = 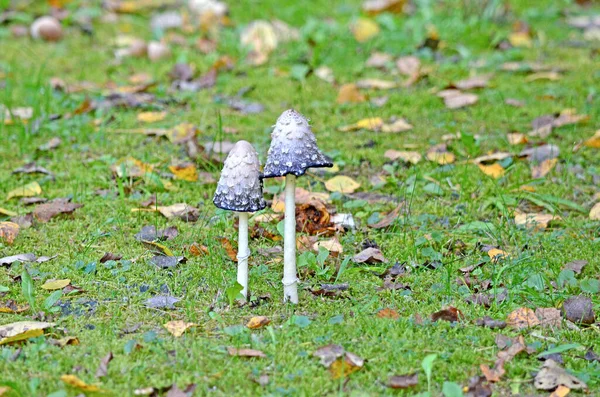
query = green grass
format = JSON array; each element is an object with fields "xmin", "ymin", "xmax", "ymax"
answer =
[{"xmin": 1, "ymin": 0, "xmax": 600, "ymax": 395}]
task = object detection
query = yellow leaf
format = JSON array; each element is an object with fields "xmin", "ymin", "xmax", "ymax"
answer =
[
  {"xmin": 590, "ymin": 202, "xmax": 600, "ymax": 220},
  {"xmin": 584, "ymin": 130, "xmax": 600, "ymax": 149},
  {"xmin": 507, "ymin": 133, "xmax": 527, "ymax": 145},
  {"xmin": 167, "ymin": 122, "xmax": 197, "ymax": 143},
  {"xmin": 0, "ymin": 221, "xmax": 19, "ymax": 244},
  {"xmin": 142, "ymin": 240, "xmax": 174, "ymax": 256},
  {"xmin": 164, "ymin": 320, "xmax": 196, "ymax": 337},
  {"xmin": 384, "ymin": 150, "xmax": 422, "ymax": 164},
  {"xmin": 0, "ymin": 321, "xmax": 54, "ymax": 345},
  {"xmin": 508, "ymin": 31, "xmax": 532, "ymax": 47},
  {"xmin": 426, "ymin": 151, "xmax": 455, "ymax": 165},
  {"xmin": 6, "ymin": 181, "xmax": 42, "ymax": 200},
  {"xmin": 477, "ymin": 163, "xmax": 505, "ymax": 179},
  {"xmin": 363, "ymin": 0, "xmax": 406, "ymax": 15},
  {"xmin": 525, "ymin": 72, "xmax": 561, "ymax": 82},
  {"xmin": 351, "ymin": 18, "xmax": 380, "ymax": 42},
  {"xmin": 519, "ymin": 185, "xmax": 536, "ymax": 192},
  {"xmin": 531, "ymin": 158, "xmax": 557, "ymax": 178},
  {"xmin": 169, "ymin": 164, "xmax": 198, "ymax": 182},
  {"xmin": 60, "ymin": 374, "xmax": 102, "ymax": 392},
  {"xmin": 0, "ymin": 207, "xmax": 17, "ymax": 217},
  {"xmin": 487, "ymin": 248, "xmax": 508, "ymax": 263},
  {"xmin": 336, "ymin": 84, "xmax": 365, "ymax": 104},
  {"xmin": 515, "ymin": 213, "xmax": 560, "ymax": 231},
  {"xmin": 330, "ymin": 354, "xmax": 364, "ymax": 379},
  {"xmin": 506, "ymin": 307, "xmax": 540, "ymax": 330},
  {"xmin": 41, "ymin": 279, "xmax": 71, "ymax": 291},
  {"xmin": 246, "ymin": 316, "xmax": 271, "ymax": 329},
  {"xmin": 325, "ymin": 176, "xmax": 361, "ymax": 194},
  {"xmin": 52, "ymin": 336, "xmax": 80, "ymax": 347},
  {"xmin": 0, "ymin": 302, "xmax": 29, "ymax": 314},
  {"xmin": 381, "ymin": 118, "xmax": 413, "ymax": 133},
  {"xmin": 550, "ymin": 385, "xmax": 571, "ymax": 397},
  {"xmin": 338, "ymin": 117, "xmax": 383, "ymax": 132},
  {"xmin": 137, "ymin": 111, "xmax": 167, "ymax": 123},
  {"xmin": 313, "ymin": 237, "xmax": 343, "ymax": 255},
  {"xmin": 356, "ymin": 78, "xmax": 397, "ymax": 90}
]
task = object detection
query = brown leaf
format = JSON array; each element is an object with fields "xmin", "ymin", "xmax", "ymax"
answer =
[
  {"xmin": 33, "ymin": 200, "xmax": 83, "ymax": 223},
  {"xmin": 561, "ymin": 296, "xmax": 595, "ymax": 325},
  {"xmin": 227, "ymin": 347, "xmax": 266, "ymax": 358},
  {"xmin": 480, "ymin": 363, "xmax": 504, "ymax": 383},
  {"xmin": 99, "ymin": 252, "xmax": 122, "ymax": 263},
  {"xmin": 0, "ymin": 222, "xmax": 19, "ymax": 245},
  {"xmin": 246, "ymin": 316, "xmax": 270, "ymax": 329},
  {"xmin": 95, "ymin": 352, "xmax": 113, "ymax": 378},
  {"xmin": 534, "ymin": 360, "xmax": 587, "ymax": 391},
  {"xmin": 506, "ymin": 307, "xmax": 540, "ymax": 329},
  {"xmin": 584, "ymin": 129, "xmax": 600, "ymax": 148},
  {"xmin": 514, "ymin": 213, "xmax": 560, "ymax": 231},
  {"xmin": 563, "ymin": 260, "xmax": 587, "ymax": 274},
  {"xmin": 369, "ymin": 204, "xmax": 403, "ymax": 229},
  {"xmin": 0, "ymin": 300, "xmax": 29, "ymax": 314},
  {"xmin": 387, "ymin": 373, "xmax": 418, "ymax": 389},
  {"xmin": 157, "ymin": 203, "xmax": 199, "ymax": 222},
  {"xmin": 218, "ymin": 237, "xmax": 238, "ymax": 262},
  {"xmin": 535, "ymin": 308, "xmax": 561, "ymax": 328},
  {"xmin": 384, "ymin": 150, "xmax": 421, "ymax": 164},
  {"xmin": 451, "ymin": 75, "xmax": 491, "ymax": 90},
  {"xmin": 164, "ymin": 321, "xmax": 196, "ymax": 337},
  {"xmin": 377, "ymin": 308, "xmax": 399, "ymax": 319},
  {"xmin": 439, "ymin": 90, "xmax": 478, "ymax": 109},
  {"xmin": 296, "ymin": 200, "xmax": 335, "ymax": 236},
  {"xmin": 330, "ymin": 352, "xmax": 364, "ymax": 379},
  {"xmin": 431, "ymin": 306, "xmax": 464, "ymax": 323},
  {"xmin": 188, "ymin": 243, "xmax": 209, "ymax": 257},
  {"xmin": 474, "ymin": 316, "xmax": 506, "ymax": 329},
  {"xmin": 531, "ymin": 158, "xmax": 557, "ymax": 178},
  {"xmin": 336, "ymin": 84, "xmax": 365, "ymax": 104},
  {"xmin": 353, "ymin": 247, "xmax": 386, "ymax": 264},
  {"xmin": 363, "ymin": 0, "xmax": 406, "ymax": 16}
]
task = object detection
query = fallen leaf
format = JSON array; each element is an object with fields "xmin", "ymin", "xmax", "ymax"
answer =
[
  {"xmin": 240, "ymin": 20, "xmax": 278, "ymax": 65},
  {"xmin": 377, "ymin": 308, "xmax": 399, "ymax": 319},
  {"xmin": 50, "ymin": 336, "xmax": 80, "ymax": 347},
  {"xmin": 590, "ymin": 202, "xmax": 600, "ymax": 220},
  {"xmin": 508, "ymin": 32, "xmax": 532, "ymax": 48},
  {"xmin": 384, "ymin": 150, "xmax": 421, "ymax": 164},
  {"xmin": 0, "ymin": 253, "xmax": 37, "ymax": 266},
  {"xmin": 506, "ymin": 307, "xmax": 540, "ymax": 329},
  {"xmin": 0, "ymin": 207, "xmax": 17, "ymax": 217},
  {"xmin": 356, "ymin": 78, "xmax": 397, "ymax": 90},
  {"xmin": 396, "ymin": 56, "xmax": 420, "ymax": 77},
  {"xmin": 438, "ymin": 90, "xmax": 478, "ymax": 109},
  {"xmin": 584, "ymin": 130, "xmax": 600, "ymax": 148},
  {"xmin": 313, "ymin": 237, "xmax": 343, "ymax": 255},
  {"xmin": 562, "ymin": 296, "xmax": 595, "ymax": 325},
  {"xmin": 507, "ymin": 132, "xmax": 527, "ymax": 145},
  {"xmin": 169, "ymin": 163, "xmax": 198, "ymax": 182},
  {"xmin": 366, "ymin": 52, "xmax": 392, "ymax": 68},
  {"xmin": 0, "ymin": 321, "xmax": 54, "ymax": 345},
  {"xmin": 531, "ymin": 158, "xmax": 557, "ymax": 178},
  {"xmin": 325, "ymin": 176, "xmax": 361, "ymax": 194},
  {"xmin": 96, "ymin": 352, "xmax": 113, "ymax": 378},
  {"xmin": 353, "ymin": 247, "xmax": 386, "ymax": 264},
  {"xmin": 100, "ymin": 252, "xmax": 122, "ymax": 263},
  {"xmin": 227, "ymin": 347, "xmax": 266, "ymax": 358},
  {"xmin": 549, "ymin": 385, "xmax": 571, "ymax": 397},
  {"xmin": 218, "ymin": 237, "xmax": 238, "ymax": 262},
  {"xmin": 145, "ymin": 295, "xmax": 180, "ymax": 309},
  {"xmin": 369, "ymin": 204, "xmax": 403, "ymax": 229},
  {"xmin": 515, "ymin": 213, "xmax": 560, "ymax": 231},
  {"xmin": 60, "ymin": 374, "xmax": 102, "ymax": 392},
  {"xmin": 336, "ymin": 84, "xmax": 365, "ymax": 104},
  {"xmin": 387, "ymin": 373, "xmax": 418, "ymax": 389},
  {"xmin": 188, "ymin": 243, "xmax": 209, "ymax": 257},
  {"xmin": 477, "ymin": 163, "xmax": 505, "ymax": 179},
  {"xmin": 164, "ymin": 321, "xmax": 196, "ymax": 337},
  {"xmin": 41, "ymin": 279, "xmax": 71, "ymax": 291},
  {"xmin": 452, "ymin": 75, "xmax": 491, "ymax": 90},
  {"xmin": 246, "ymin": 316, "xmax": 270, "ymax": 329},
  {"xmin": 426, "ymin": 144, "xmax": 455, "ymax": 165},
  {"xmin": 330, "ymin": 352, "xmax": 364, "ymax": 379},
  {"xmin": 314, "ymin": 66, "xmax": 335, "ymax": 83},
  {"xmin": 33, "ymin": 201, "xmax": 83, "ymax": 223},
  {"xmin": 339, "ymin": 117, "xmax": 383, "ymax": 132},
  {"xmin": 526, "ymin": 72, "xmax": 561, "ymax": 82},
  {"xmin": 487, "ymin": 248, "xmax": 508, "ymax": 262},
  {"xmin": 157, "ymin": 203, "xmax": 199, "ymax": 222},
  {"xmin": 351, "ymin": 18, "xmax": 380, "ymax": 42},
  {"xmin": 475, "ymin": 316, "xmax": 506, "ymax": 329},
  {"xmin": 0, "ymin": 300, "xmax": 29, "ymax": 314},
  {"xmin": 534, "ymin": 360, "xmax": 587, "ymax": 391},
  {"xmin": 362, "ymin": 0, "xmax": 406, "ymax": 15},
  {"xmin": 563, "ymin": 260, "xmax": 587, "ymax": 274},
  {"xmin": 6, "ymin": 182, "xmax": 42, "ymax": 200},
  {"xmin": 149, "ymin": 255, "xmax": 182, "ymax": 269},
  {"xmin": 0, "ymin": 222, "xmax": 19, "ymax": 244},
  {"xmin": 431, "ymin": 307, "xmax": 464, "ymax": 323},
  {"xmin": 535, "ymin": 308, "xmax": 561, "ymax": 328}
]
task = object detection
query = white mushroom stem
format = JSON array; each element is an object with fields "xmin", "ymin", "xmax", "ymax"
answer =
[
  {"xmin": 283, "ymin": 174, "xmax": 299, "ymax": 303},
  {"xmin": 237, "ymin": 212, "xmax": 250, "ymax": 299}
]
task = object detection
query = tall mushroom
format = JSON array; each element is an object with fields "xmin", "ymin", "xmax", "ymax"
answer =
[
  {"xmin": 262, "ymin": 109, "xmax": 333, "ymax": 303},
  {"xmin": 213, "ymin": 140, "xmax": 266, "ymax": 299}
]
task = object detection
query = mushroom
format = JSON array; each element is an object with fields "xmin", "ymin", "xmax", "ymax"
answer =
[
  {"xmin": 30, "ymin": 16, "xmax": 63, "ymax": 42},
  {"xmin": 213, "ymin": 140, "xmax": 266, "ymax": 299},
  {"xmin": 262, "ymin": 109, "xmax": 333, "ymax": 303}
]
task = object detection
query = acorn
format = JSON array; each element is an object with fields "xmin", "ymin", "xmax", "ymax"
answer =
[{"xmin": 30, "ymin": 16, "xmax": 63, "ymax": 42}]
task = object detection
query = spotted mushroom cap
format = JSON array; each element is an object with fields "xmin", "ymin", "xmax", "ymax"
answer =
[
  {"xmin": 262, "ymin": 109, "xmax": 333, "ymax": 179},
  {"xmin": 213, "ymin": 140, "xmax": 267, "ymax": 212}
]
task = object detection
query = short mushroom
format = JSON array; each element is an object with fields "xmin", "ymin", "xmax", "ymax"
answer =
[
  {"xmin": 262, "ymin": 109, "xmax": 333, "ymax": 303},
  {"xmin": 213, "ymin": 140, "xmax": 266, "ymax": 299}
]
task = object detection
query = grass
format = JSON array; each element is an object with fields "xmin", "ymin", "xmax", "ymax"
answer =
[{"xmin": 1, "ymin": 0, "xmax": 600, "ymax": 395}]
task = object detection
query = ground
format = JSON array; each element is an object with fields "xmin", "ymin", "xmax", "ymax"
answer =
[{"xmin": 1, "ymin": 0, "xmax": 599, "ymax": 396}]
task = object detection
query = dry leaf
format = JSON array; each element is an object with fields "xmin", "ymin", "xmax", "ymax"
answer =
[
  {"xmin": 41, "ymin": 279, "xmax": 71, "ymax": 291},
  {"xmin": 227, "ymin": 347, "xmax": 266, "ymax": 358},
  {"xmin": 325, "ymin": 176, "xmax": 361, "ymax": 194},
  {"xmin": 366, "ymin": 52, "xmax": 392, "ymax": 68},
  {"xmin": 508, "ymin": 31, "xmax": 532, "ymax": 47},
  {"xmin": 169, "ymin": 163, "xmax": 198, "ymax": 182},
  {"xmin": 590, "ymin": 202, "xmax": 600, "ymax": 220},
  {"xmin": 188, "ymin": 243, "xmax": 209, "ymax": 256},
  {"xmin": 384, "ymin": 150, "xmax": 421, "ymax": 164},
  {"xmin": 377, "ymin": 308, "xmax": 399, "ymax": 319},
  {"xmin": 515, "ymin": 213, "xmax": 560, "ymax": 230},
  {"xmin": 218, "ymin": 237, "xmax": 238, "ymax": 262},
  {"xmin": 246, "ymin": 316, "xmax": 270, "ymax": 329},
  {"xmin": 157, "ymin": 203, "xmax": 199, "ymax": 222},
  {"xmin": 452, "ymin": 75, "xmax": 491, "ymax": 90},
  {"xmin": 442, "ymin": 91, "xmax": 478, "ymax": 109},
  {"xmin": 584, "ymin": 130, "xmax": 600, "ymax": 148},
  {"xmin": 34, "ymin": 201, "xmax": 83, "ymax": 223},
  {"xmin": 0, "ymin": 207, "xmax": 17, "ymax": 217},
  {"xmin": 0, "ymin": 301, "xmax": 29, "ymax": 314},
  {"xmin": 351, "ymin": 18, "xmax": 380, "ymax": 42},
  {"xmin": 363, "ymin": 0, "xmax": 406, "ymax": 15},
  {"xmin": 487, "ymin": 248, "xmax": 508, "ymax": 262},
  {"xmin": 339, "ymin": 117, "xmax": 383, "ymax": 132},
  {"xmin": 353, "ymin": 247, "xmax": 386, "ymax": 264},
  {"xmin": 526, "ymin": 72, "xmax": 561, "ymax": 82},
  {"xmin": 396, "ymin": 56, "xmax": 420, "ymax": 76},
  {"xmin": 336, "ymin": 84, "xmax": 365, "ymax": 104},
  {"xmin": 387, "ymin": 373, "xmax": 418, "ymax": 389},
  {"xmin": 369, "ymin": 204, "xmax": 402, "ymax": 229},
  {"xmin": 356, "ymin": 78, "xmax": 397, "ymax": 90},
  {"xmin": 531, "ymin": 158, "xmax": 557, "ymax": 178},
  {"xmin": 164, "ymin": 321, "xmax": 196, "ymax": 337},
  {"xmin": 506, "ymin": 307, "xmax": 540, "ymax": 329},
  {"xmin": 60, "ymin": 374, "xmax": 102, "ymax": 392},
  {"xmin": 477, "ymin": 163, "xmax": 505, "ymax": 179},
  {"xmin": 313, "ymin": 237, "xmax": 343, "ymax": 255},
  {"xmin": 330, "ymin": 352, "xmax": 364, "ymax": 379},
  {"xmin": 535, "ymin": 308, "xmax": 561, "ymax": 328},
  {"xmin": 6, "ymin": 182, "xmax": 42, "ymax": 200},
  {"xmin": 241, "ymin": 20, "xmax": 278, "ymax": 65},
  {"xmin": 534, "ymin": 360, "xmax": 587, "ymax": 391},
  {"xmin": 0, "ymin": 222, "xmax": 19, "ymax": 244},
  {"xmin": 426, "ymin": 144, "xmax": 455, "ymax": 165},
  {"xmin": 0, "ymin": 321, "xmax": 54, "ymax": 345},
  {"xmin": 562, "ymin": 296, "xmax": 595, "ymax": 325},
  {"xmin": 507, "ymin": 133, "xmax": 527, "ymax": 145},
  {"xmin": 549, "ymin": 385, "xmax": 571, "ymax": 397},
  {"xmin": 137, "ymin": 111, "xmax": 167, "ymax": 123}
]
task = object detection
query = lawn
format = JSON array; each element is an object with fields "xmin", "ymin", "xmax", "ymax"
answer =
[{"xmin": 1, "ymin": 0, "xmax": 599, "ymax": 396}]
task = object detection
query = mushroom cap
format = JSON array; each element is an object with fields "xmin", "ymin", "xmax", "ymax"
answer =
[
  {"xmin": 262, "ymin": 109, "xmax": 333, "ymax": 178},
  {"xmin": 213, "ymin": 140, "xmax": 267, "ymax": 212}
]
